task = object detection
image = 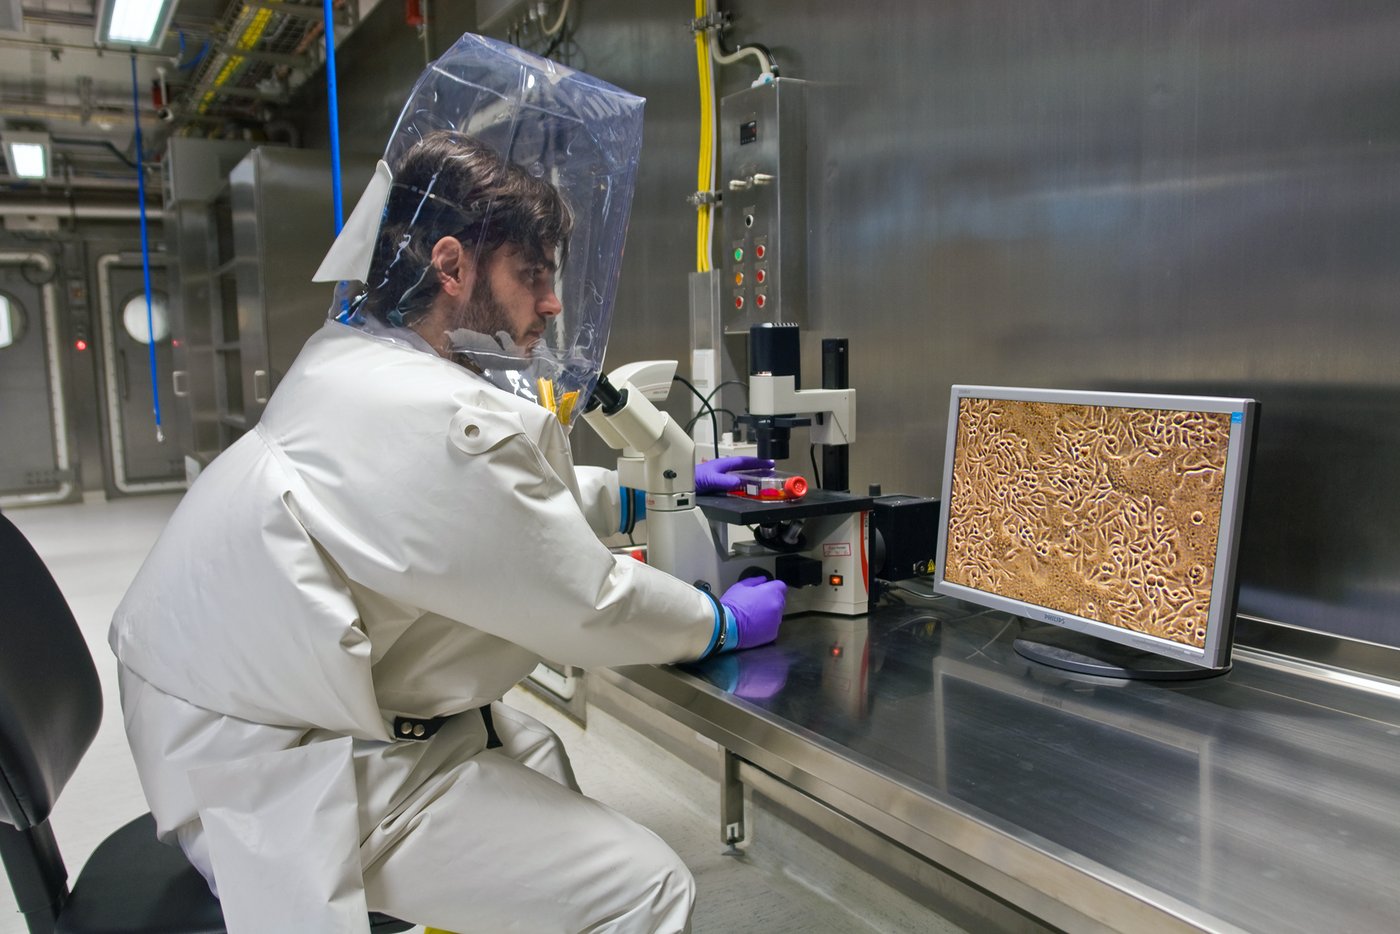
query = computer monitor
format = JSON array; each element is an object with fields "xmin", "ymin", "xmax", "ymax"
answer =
[{"xmin": 932, "ymin": 386, "xmax": 1258, "ymax": 679}]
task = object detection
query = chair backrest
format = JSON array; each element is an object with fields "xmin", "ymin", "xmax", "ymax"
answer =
[{"xmin": 0, "ymin": 509, "xmax": 103, "ymax": 831}]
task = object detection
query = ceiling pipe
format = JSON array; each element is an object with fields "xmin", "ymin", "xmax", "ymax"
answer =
[
  {"xmin": 0, "ymin": 97, "xmax": 154, "ymax": 123},
  {"xmin": 0, "ymin": 33, "xmax": 171, "ymax": 62},
  {"xmin": 0, "ymin": 201, "xmax": 165, "ymax": 221},
  {"xmin": 1, "ymin": 175, "xmax": 142, "ymax": 190}
]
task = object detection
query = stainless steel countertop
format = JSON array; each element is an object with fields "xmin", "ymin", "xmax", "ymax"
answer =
[{"xmin": 608, "ymin": 596, "xmax": 1400, "ymax": 934}]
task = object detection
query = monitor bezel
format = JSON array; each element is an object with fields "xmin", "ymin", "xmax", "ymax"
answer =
[{"xmin": 932, "ymin": 385, "xmax": 1258, "ymax": 671}]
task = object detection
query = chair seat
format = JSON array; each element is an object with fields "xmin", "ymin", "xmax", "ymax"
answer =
[
  {"xmin": 55, "ymin": 812, "xmax": 225, "ymax": 934},
  {"xmin": 51, "ymin": 811, "xmax": 414, "ymax": 933}
]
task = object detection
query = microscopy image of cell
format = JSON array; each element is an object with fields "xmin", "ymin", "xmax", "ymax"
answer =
[{"xmin": 944, "ymin": 398, "xmax": 1233, "ymax": 647}]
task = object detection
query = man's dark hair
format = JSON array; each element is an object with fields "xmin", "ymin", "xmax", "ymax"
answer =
[{"xmin": 360, "ymin": 130, "xmax": 572, "ymax": 323}]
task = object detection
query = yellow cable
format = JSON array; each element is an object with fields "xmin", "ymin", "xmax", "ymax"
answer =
[{"xmin": 693, "ymin": 0, "xmax": 713, "ymax": 272}]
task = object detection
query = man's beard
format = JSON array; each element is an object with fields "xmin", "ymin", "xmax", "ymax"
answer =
[
  {"xmin": 444, "ymin": 278, "xmax": 538, "ymax": 371},
  {"xmin": 463, "ymin": 279, "xmax": 516, "ymax": 344}
]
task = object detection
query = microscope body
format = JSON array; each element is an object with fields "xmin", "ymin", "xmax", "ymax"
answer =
[{"xmin": 583, "ymin": 327, "xmax": 872, "ymax": 617}]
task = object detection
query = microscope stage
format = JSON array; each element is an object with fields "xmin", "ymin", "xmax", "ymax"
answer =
[{"xmin": 696, "ymin": 488, "xmax": 873, "ymax": 524}]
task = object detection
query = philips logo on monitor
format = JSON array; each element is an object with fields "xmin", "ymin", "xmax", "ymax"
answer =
[{"xmin": 1044, "ymin": 612, "xmax": 1067, "ymax": 624}]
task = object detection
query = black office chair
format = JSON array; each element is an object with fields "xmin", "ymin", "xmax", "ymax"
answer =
[{"xmin": 0, "ymin": 510, "xmax": 413, "ymax": 934}]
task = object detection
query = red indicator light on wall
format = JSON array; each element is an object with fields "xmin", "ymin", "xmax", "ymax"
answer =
[
  {"xmin": 755, "ymin": 294, "xmax": 767, "ymax": 309},
  {"xmin": 754, "ymin": 269, "xmax": 766, "ymax": 284},
  {"xmin": 734, "ymin": 295, "xmax": 744, "ymax": 309},
  {"xmin": 754, "ymin": 244, "xmax": 766, "ymax": 259},
  {"xmin": 74, "ymin": 339, "xmax": 88, "ymax": 352}
]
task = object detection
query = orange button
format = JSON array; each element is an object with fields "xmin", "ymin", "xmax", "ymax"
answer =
[
  {"xmin": 829, "ymin": 574, "xmax": 844, "ymax": 587},
  {"xmin": 734, "ymin": 272, "xmax": 744, "ymax": 286}
]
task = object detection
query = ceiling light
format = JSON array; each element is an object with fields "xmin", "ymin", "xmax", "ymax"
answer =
[
  {"xmin": 3, "ymin": 132, "xmax": 51, "ymax": 180},
  {"xmin": 96, "ymin": 0, "xmax": 181, "ymax": 49}
]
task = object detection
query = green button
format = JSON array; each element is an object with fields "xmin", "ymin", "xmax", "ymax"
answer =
[{"xmin": 733, "ymin": 247, "xmax": 744, "ymax": 262}]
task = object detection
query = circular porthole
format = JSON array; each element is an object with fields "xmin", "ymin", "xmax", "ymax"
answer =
[
  {"xmin": 121, "ymin": 292, "xmax": 170, "ymax": 344},
  {"xmin": 0, "ymin": 293, "xmax": 27, "ymax": 349}
]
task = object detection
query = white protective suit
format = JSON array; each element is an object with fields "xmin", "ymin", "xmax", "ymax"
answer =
[{"xmin": 109, "ymin": 320, "xmax": 714, "ymax": 932}]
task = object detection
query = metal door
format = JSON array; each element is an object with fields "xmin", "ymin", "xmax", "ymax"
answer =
[
  {"xmin": 96, "ymin": 253, "xmax": 184, "ymax": 492},
  {"xmin": 0, "ymin": 251, "xmax": 74, "ymax": 505}
]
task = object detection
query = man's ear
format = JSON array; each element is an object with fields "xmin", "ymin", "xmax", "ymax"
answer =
[{"xmin": 430, "ymin": 236, "xmax": 476, "ymax": 297}]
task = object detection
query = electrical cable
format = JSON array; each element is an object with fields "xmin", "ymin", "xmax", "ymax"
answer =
[
  {"xmin": 702, "ymin": 20, "xmax": 718, "ymax": 270},
  {"xmin": 693, "ymin": 0, "xmax": 715, "ymax": 273},
  {"xmin": 543, "ymin": 0, "xmax": 573, "ymax": 36},
  {"xmin": 50, "ymin": 135, "xmax": 139, "ymax": 170},
  {"xmin": 704, "ymin": 377, "xmax": 746, "ymax": 408},
  {"xmin": 129, "ymin": 53, "xmax": 163, "ymax": 444},
  {"xmin": 674, "ymin": 374, "xmax": 721, "ymax": 459},
  {"xmin": 322, "ymin": 0, "xmax": 345, "ymax": 233},
  {"xmin": 877, "ymin": 579, "xmax": 941, "ymax": 602},
  {"xmin": 809, "ymin": 444, "xmax": 821, "ymax": 488},
  {"xmin": 685, "ymin": 376, "xmax": 747, "ymax": 435},
  {"xmin": 176, "ymin": 32, "xmax": 210, "ymax": 71},
  {"xmin": 705, "ymin": 1, "xmax": 777, "ymax": 83},
  {"xmin": 683, "ymin": 407, "xmax": 737, "ymax": 434}
]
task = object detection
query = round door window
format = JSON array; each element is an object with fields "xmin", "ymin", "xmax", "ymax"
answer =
[
  {"xmin": 121, "ymin": 292, "xmax": 170, "ymax": 344},
  {"xmin": 0, "ymin": 293, "xmax": 27, "ymax": 349}
]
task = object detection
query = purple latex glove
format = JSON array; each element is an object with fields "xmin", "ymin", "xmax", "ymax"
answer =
[
  {"xmin": 719, "ymin": 576, "xmax": 788, "ymax": 650},
  {"xmin": 694, "ymin": 456, "xmax": 775, "ymax": 494}
]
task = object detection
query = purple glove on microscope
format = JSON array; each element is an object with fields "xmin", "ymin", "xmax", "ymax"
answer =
[
  {"xmin": 694, "ymin": 456, "xmax": 775, "ymax": 494},
  {"xmin": 715, "ymin": 576, "xmax": 788, "ymax": 651}
]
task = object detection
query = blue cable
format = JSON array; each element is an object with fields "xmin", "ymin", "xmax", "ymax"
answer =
[
  {"xmin": 130, "ymin": 54, "xmax": 163, "ymax": 442},
  {"xmin": 323, "ymin": 0, "xmax": 344, "ymax": 232}
]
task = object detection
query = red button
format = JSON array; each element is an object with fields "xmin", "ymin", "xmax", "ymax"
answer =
[
  {"xmin": 734, "ymin": 295, "xmax": 744, "ymax": 309},
  {"xmin": 754, "ymin": 244, "xmax": 767, "ymax": 259},
  {"xmin": 755, "ymin": 294, "xmax": 767, "ymax": 308},
  {"xmin": 755, "ymin": 269, "xmax": 766, "ymax": 284}
]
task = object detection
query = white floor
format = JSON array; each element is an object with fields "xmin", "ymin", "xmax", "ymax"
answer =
[{"xmin": 3, "ymin": 493, "xmax": 954, "ymax": 934}]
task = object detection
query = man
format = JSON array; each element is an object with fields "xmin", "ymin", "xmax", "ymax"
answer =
[{"xmin": 110, "ymin": 36, "xmax": 782, "ymax": 934}]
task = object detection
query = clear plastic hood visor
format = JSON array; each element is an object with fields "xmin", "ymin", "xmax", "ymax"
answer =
[{"xmin": 317, "ymin": 34, "xmax": 645, "ymax": 429}]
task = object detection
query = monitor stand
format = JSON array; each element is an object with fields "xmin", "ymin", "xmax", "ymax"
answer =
[{"xmin": 1013, "ymin": 627, "xmax": 1229, "ymax": 681}]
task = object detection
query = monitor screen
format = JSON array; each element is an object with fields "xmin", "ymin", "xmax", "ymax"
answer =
[{"xmin": 933, "ymin": 386, "xmax": 1258, "ymax": 673}]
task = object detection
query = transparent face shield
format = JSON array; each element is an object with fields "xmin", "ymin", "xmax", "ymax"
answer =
[{"xmin": 314, "ymin": 34, "xmax": 645, "ymax": 430}]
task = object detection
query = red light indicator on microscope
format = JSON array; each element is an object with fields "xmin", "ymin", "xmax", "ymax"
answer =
[
  {"xmin": 830, "ymin": 643, "xmax": 844, "ymax": 658},
  {"xmin": 74, "ymin": 339, "xmax": 88, "ymax": 352},
  {"xmin": 829, "ymin": 574, "xmax": 844, "ymax": 587}
]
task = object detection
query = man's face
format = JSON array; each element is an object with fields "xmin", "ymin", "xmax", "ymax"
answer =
[{"xmin": 458, "ymin": 243, "xmax": 562, "ymax": 357}]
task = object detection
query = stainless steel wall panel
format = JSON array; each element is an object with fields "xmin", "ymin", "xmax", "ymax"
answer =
[
  {"xmin": 308, "ymin": 2, "xmax": 1400, "ymax": 646},
  {"xmin": 228, "ymin": 147, "xmax": 376, "ymax": 427}
]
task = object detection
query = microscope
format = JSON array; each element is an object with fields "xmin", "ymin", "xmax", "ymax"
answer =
[{"xmin": 583, "ymin": 324, "xmax": 872, "ymax": 616}]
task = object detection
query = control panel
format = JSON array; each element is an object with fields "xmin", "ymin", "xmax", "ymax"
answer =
[{"xmin": 720, "ymin": 78, "xmax": 806, "ymax": 334}]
